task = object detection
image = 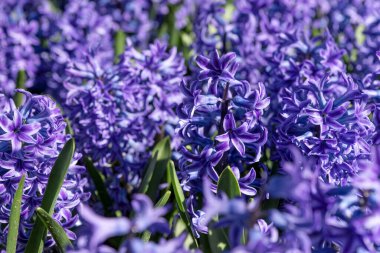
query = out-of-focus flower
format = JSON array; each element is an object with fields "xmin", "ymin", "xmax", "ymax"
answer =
[
  {"xmin": 69, "ymin": 194, "xmax": 178, "ymax": 253},
  {"xmin": 0, "ymin": 1, "xmax": 45, "ymax": 94}
]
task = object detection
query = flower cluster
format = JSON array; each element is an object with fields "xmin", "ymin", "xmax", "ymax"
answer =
[
  {"xmin": 261, "ymin": 145, "xmax": 380, "ymax": 252},
  {"xmin": 276, "ymin": 73, "xmax": 375, "ymax": 184},
  {"xmin": 0, "ymin": 90, "xmax": 89, "ymax": 251},
  {"xmin": 65, "ymin": 40, "xmax": 185, "ymax": 211},
  {"xmin": 0, "ymin": 0, "xmax": 45, "ymax": 94},
  {"xmin": 1, "ymin": 1, "xmax": 380, "ymax": 253},
  {"xmin": 41, "ymin": 0, "xmax": 115, "ymax": 99},
  {"xmin": 177, "ymin": 50, "xmax": 269, "ymax": 194}
]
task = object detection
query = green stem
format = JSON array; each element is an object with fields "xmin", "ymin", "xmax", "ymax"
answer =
[
  {"xmin": 14, "ymin": 70, "xmax": 26, "ymax": 107},
  {"xmin": 114, "ymin": 30, "xmax": 126, "ymax": 63}
]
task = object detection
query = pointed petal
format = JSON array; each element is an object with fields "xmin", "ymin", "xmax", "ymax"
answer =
[
  {"xmin": 329, "ymin": 106, "xmax": 346, "ymax": 118},
  {"xmin": 223, "ymin": 113, "xmax": 236, "ymax": 131},
  {"xmin": 0, "ymin": 132, "xmax": 15, "ymax": 141},
  {"xmin": 238, "ymin": 132, "xmax": 261, "ymax": 143},
  {"xmin": 215, "ymin": 132, "xmax": 230, "ymax": 142},
  {"xmin": 13, "ymin": 110, "xmax": 22, "ymax": 128},
  {"xmin": 240, "ymin": 169, "xmax": 256, "ymax": 184},
  {"xmin": 196, "ymin": 55, "xmax": 210, "ymax": 69},
  {"xmin": 198, "ymin": 70, "xmax": 215, "ymax": 81},
  {"xmin": 0, "ymin": 115, "xmax": 13, "ymax": 132},
  {"xmin": 323, "ymin": 99, "xmax": 334, "ymax": 113},
  {"xmin": 231, "ymin": 133, "xmax": 245, "ymax": 155},
  {"xmin": 235, "ymin": 122, "xmax": 248, "ymax": 135},
  {"xmin": 240, "ymin": 184, "xmax": 257, "ymax": 196},
  {"xmin": 17, "ymin": 132, "xmax": 36, "ymax": 144},
  {"xmin": 209, "ymin": 50, "xmax": 221, "ymax": 70},
  {"xmin": 20, "ymin": 123, "xmax": 41, "ymax": 135},
  {"xmin": 220, "ymin": 52, "xmax": 236, "ymax": 69}
]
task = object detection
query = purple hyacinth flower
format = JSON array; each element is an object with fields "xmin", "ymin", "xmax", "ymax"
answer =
[
  {"xmin": 0, "ymin": 102, "xmax": 40, "ymax": 152},
  {"xmin": 78, "ymin": 205, "xmax": 131, "ymax": 250},
  {"xmin": 304, "ymin": 99, "xmax": 346, "ymax": 134},
  {"xmin": 196, "ymin": 50, "xmax": 239, "ymax": 83},
  {"xmin": 131, "ymin": 194, "xmax": 170, "ymax": 234},
  {"xmin": 215, "ymin": 113, "xmax": 261, "ymax": 156},
  {"xmin": 0, "ymin": 89, "xmax": 88, "ymax": 251},
  {"xmin": 231, "ymin": 167, "xmax": 257, "ymax": 196}
]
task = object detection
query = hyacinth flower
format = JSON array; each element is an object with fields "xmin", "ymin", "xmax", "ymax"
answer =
[
  {"xmin": 95, "ymin": 0, "xmax": 175, "ymax": 48},
  {"xmin": 65, "ymin": 40, "xmax": 185, "ymax": 212},
  {"xmin": 41, "ymin": 0, "xmax": 115, "ymax": 100},
  {"xmin": 258, "ymin": 145, "xmax": 380, "ymax": 253},
  {"xmin": 68, "ymin": 194, "xmax": 191, "ymax": 253},
  {"xmin": 0, "ymin": 1, "xmax": 43, "ymax": 95},
  {"xmin": 177, "ymin": 49, "xmax": 269, "ymax": 193},
  {"xmin": 0, "ymin": 90, "xmax": 89, "ymax": 251},
  {"xmin": 177, "ymin": 50, "xmax": 269, "ymax": 240},
  {"xmin": 276, "ymin": 72, "xmax": 375, "ymax": 184}
]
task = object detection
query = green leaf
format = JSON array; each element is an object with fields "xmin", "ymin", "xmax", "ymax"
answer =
[
  {"xmin": 35, "ymin": 208, "xmax": 72, "ymax": 253},
  {"xmin": 6, "ymin": 175, "xmax": 25, "ymax": 253},
  {"xmin": 25, "ymin": 139, "xmax": 75, "ymax": 253},
  {"xmin": 217, "ymin": 166, "xmax": 241, "ymax": 198},
  {"xmin": 208, "ymin": 166, "xmax": 242, "ymax": 252},
  {"xmin": 145, "ymin": 137, "xmax": 172, "ymax": 201},
  {"xmin": 168, "ymin": 160, "xmax": 199, "ymax": 247},
  {"xmin": 14, "ymin": 70, "xmax": 26, "ymax": 107},
  {"xmin": 138, "ymin": 152, "xmax": 158, "ymax": 194},
  {"xmin": 142, "ymin": 190, "xmax": 172, "ymax": 242},
  {"xmin": 83, "ymin": 157, "xmax": 114, "ymax": 216},
  {"xmin": 208, "ymin": 226, "xmax": 229, "ymax": 253},
  {"xmin": 114, "ymin": 30, "xmax": 126, "ymax": 63}
]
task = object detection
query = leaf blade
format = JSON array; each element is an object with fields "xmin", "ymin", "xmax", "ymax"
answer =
[
  {"xmin": 142, "ymin": 190, "xmax": 172, "ymax": 242},
  {"xmin": 83, "ymin": 157, "xmax": 114, "ymax": 216},
  {"xmin": 168, "ymin": 160, "xmax": 199, "ymax": 247},
  {"xmin": 6, "ymin": 175, "xmax": 26, "ymax": 253},
  {"xmin": 138, "ymin": 152, "xmax": 158, "ymax": 194},
  {"xmin": 35, "ymin": 208, "xmax": 72, "ymax": 253},
  {"xmin": 145, "ymin": 137, "xmax": 172, "ymax": 201},
  {"xmin": 217, "ymin": 166, "xmax": 241, "ymax": 198},
  {"xmin": 25, "ymin": 138, "xmax": 75, "ymax": 253}
]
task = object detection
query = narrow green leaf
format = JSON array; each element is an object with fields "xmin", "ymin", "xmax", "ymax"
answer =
[
  {"xmin": 142, "ymin": 190, "xmax": 172, "ymax": 242},
  {"xmin": 6, "ymin": 175, "xmax": 25, "ymax": 253},
  {"xmin": 25, "ymin": 139, "xmax": 75, "ymax": 253},
  {"xmin": 35, "ymin": 208, "xmax": 72, "ymax": 253},
  {"xmin": 217, "ymin": 166, "xmax": 241, "ymax": 198},
  {"xmin": 145, "ymin": 137, "xmax": 172, "ymax": 200},
  {"xmin": 114, "ymin": 30, "xmax": 126, "ymax": 63},
  {"xmin": 14, "ymin": 70, "xmax": 26, "ymax": 107},
  {"xmin": 138, "ymin": 152, "xmax": 158, "ymax": 194},
  {"xmin": 168, "ymin": 160, "xmax": 199, "ymax": 247},
  {"xmin": 83, "ymin": 157, "xmax": 114, "ymax": 216}
]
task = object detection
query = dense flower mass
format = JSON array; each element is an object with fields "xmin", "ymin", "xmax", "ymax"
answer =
[
  {"xmin": 65, "ymin": 40, "xmax": 185, "ymax": 211},
  {"xmin": 0, "ymin": 0, "xmax": 45, "ymax": 94},
  {"xmin": 177, "ymin": 50, "xmax": 269, "ymax": 194},
  {"xmin": 68, "ymin": 194, "xmax": 190, "ymax": 253},
  {"xmin": 276, "ymin": 73, "xmax": 375, "ymax": 184},
  {"xmin": 0, "ymin": 0, "xmax": 380, "ymax": 252},
  {"xmin": 0, "ymin": 90, "xmax": 89, "ymax": 251},
  {"xmin": 263, "ymin": 145, "xmax": 380, "ymax": 252}
]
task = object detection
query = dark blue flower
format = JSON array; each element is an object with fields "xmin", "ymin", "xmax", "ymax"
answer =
[{"xmin": 216, "ymin": 113, "xmax": 261, "ymax": 156}]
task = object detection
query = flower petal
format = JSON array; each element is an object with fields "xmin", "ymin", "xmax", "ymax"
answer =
[
  {"xmin": 223, "ymin": 113, "xmax": 236, "ymax": 131},
  {"xmin": 231, "ymin": 133, "xmax": 245, "ymax": 155}
]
